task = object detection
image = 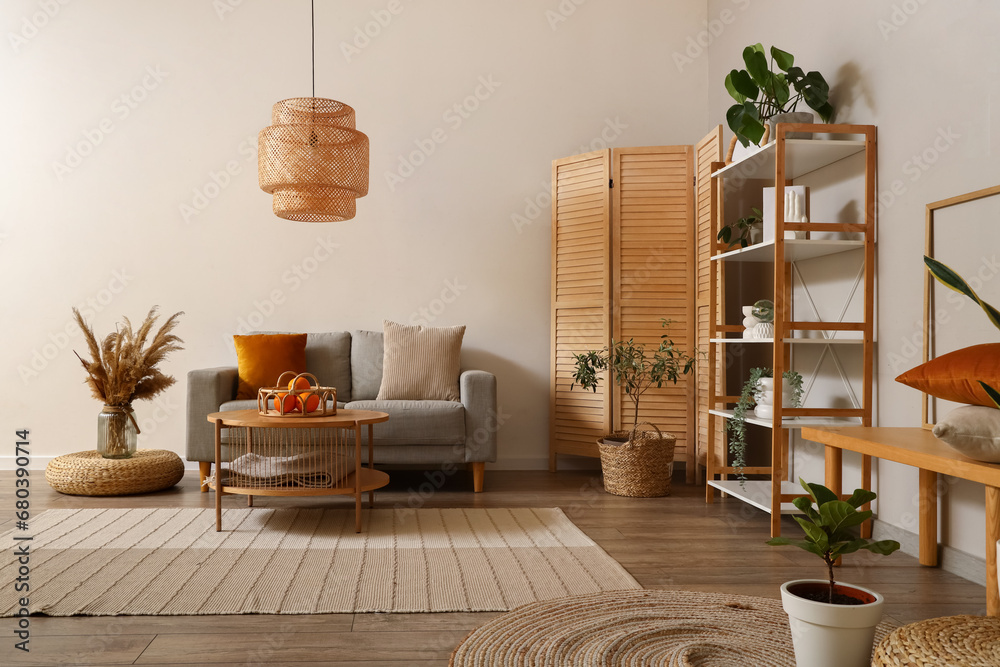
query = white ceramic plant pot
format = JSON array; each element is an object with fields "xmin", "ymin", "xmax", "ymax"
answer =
[
  {"xmin": 752, "ymin": 321, "xmax": 774, "ymax": 339},
  {"xmin": 780, "ymin": 580, "xmax": 884, "ymax": 667},
  {"xmin": 754, "ymin": 377, "xmax": 793, "ymax": 419}
]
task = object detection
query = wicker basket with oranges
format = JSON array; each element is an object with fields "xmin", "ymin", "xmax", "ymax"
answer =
[{"xmin": 257, "ymin": 372, "xmax": 337, "ymax": 417}]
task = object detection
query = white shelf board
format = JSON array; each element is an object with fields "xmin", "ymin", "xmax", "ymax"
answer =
[
  {"xmin": 711, "ymin": 239, "xmax": 864, "ymax": 263},
  {"xmin": 710, "ymin": 337, "xmax": 864, "ymax": 344},
  {"xmin": 708, "ymin": 479, "xmax": 804, "ymax": 515},
  {"xmin": 709, "ymin": 409, "xmax": 862, "ymax": 430},
  {"xmin": 711, "ymin": 138, "xmax": 867, "ymax": 181}
]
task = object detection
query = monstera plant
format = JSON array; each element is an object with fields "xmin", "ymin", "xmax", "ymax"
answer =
[{"xmin": 725, "ymin": 44, "xmax": 834, "ymax": 147}]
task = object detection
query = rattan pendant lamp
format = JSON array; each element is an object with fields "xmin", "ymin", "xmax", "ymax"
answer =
[{"xmin": 258, "ymin": 1, "xmax": 369, "ymax": 222}]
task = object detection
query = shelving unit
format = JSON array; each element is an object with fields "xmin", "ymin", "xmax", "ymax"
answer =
[{"xmin": 703, "ymin": 124, "xmax": 877, "ymax": 537}]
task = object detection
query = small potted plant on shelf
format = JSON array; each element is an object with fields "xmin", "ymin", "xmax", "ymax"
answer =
[
  {"xmin": 725, "ymin": 43, "xmax": 834, "ymax": 153},
  {"xmin": 767, "ymin": 478, "xmax": 900, "ymax": 667},
  {"xmin": 727, "ymin": 367, "xmax": 803, "ymax": 483},
  {"xmin": 717, "ymin": 207, "xmax": 763, "ymax": 249},
  {"xmin": 571, "ymin": 319, "xmax": 699, "ymax": 497}
]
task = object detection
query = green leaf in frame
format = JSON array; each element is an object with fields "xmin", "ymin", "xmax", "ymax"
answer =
[
  {"xmin": 770, "ymin": 46, "xmax": 794, "ymax": 71},
  {"xmin": 924, "ymin": 256, "xmax": 1000, "ymax": 331},
  {"xmin": 729, "ymin": 69, "xmax": 759, "ymax": 100},
  {"xmin": 982, "ymin": 382, "xmax": 1000, "ymax": 409}
]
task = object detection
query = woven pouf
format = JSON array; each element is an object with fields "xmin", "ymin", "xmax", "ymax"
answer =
[
  {"xmin": 872, "ymin": 615, "xmax": 1000, "ymax": 666},
  {"xmin": 451, "ymin": 589, "xmax": 895, "ymax": 666},
  {"xmin": 45, "ymin": 449, "xmax": 185, "ymax": 496}
]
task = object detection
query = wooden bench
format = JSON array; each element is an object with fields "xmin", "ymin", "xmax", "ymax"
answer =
[{"xmin": 802, "ymin": 426, "xmax": 1000, "ymax": 616}]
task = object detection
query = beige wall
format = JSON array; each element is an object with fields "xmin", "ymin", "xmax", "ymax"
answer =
[
  {"xmin": 707, "ymin": 0, "xmax": 1000, "ymax": 564},
  {"xmin": 2, "ymin": 0, "xmax": 709, "ymax": 470}
]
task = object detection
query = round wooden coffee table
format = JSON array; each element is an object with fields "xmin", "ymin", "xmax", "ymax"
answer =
[
  {"xmin": 45, "ymin": 449, "xmax": 185, "ymax": 496},
  {"xmin": 206, "ymin": 409, "xmax": 389, "ymax": 532}
]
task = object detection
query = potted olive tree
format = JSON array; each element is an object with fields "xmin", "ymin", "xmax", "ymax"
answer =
[
  {"xmin": 571, "ymin": 319, "xmax": 699, "ymax": 497},
  {"xmin": 767, "ymin": 479, "xmax": 900, "ymax": 667}
]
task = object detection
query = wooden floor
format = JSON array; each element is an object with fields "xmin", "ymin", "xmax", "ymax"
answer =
[{"xmin": 2, "ymin": 467, "xmax": 988, "ymax": 666}]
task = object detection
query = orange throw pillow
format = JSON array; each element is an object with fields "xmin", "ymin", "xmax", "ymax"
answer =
[
  {"xmin": 895, "ymin": 343, "xmax": 1000, "ymax": 407},
  {"xmin": 233, "ymin": 334, "xmax": 308, "ymax": 399}
]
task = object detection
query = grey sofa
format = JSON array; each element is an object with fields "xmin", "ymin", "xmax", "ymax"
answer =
[{"xmin": 185, "ymin": 330, "xmax": 497, "ymax": 492}]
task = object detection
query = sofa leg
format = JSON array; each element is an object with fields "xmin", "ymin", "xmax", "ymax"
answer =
[
  {"xmin": 199, "ymin": 461, "xmax": 212, "ymax": 492},
  {"xmin": 472, "ymin": 462, "xmax": 485, "ymax": 493}
]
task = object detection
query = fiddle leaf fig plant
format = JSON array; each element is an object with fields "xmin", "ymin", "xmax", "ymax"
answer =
[
  {"xmin": 924, "ymin": 256, "xmax": 1000, "ymax": 408},
  {"xmin": 571, "ymin": 319, "xmax": 700, "ymax": 437},
  {"xmin": 767, "ymin": 479, "xmax": 900, "ymax": 604},
  {"xmin": 725, "ymin": 44, "xmax": 834, "ymax": 147}
]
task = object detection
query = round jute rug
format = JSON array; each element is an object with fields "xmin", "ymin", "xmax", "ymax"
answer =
[{"xmin": 450, "ymin": 589, "xmax": 897, "ymax": 666}]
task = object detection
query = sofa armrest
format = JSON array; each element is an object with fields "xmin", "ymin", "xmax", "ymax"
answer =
[
  {"xmin": 185, "ymin": 366, "xmax": 238, "ymax": 463},
  {"xmin": 460, "ymin": 370, "xmax": 498, "ymax": 463}
]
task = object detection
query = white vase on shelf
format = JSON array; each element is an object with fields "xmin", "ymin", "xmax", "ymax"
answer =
[
  {"xmin": 754, "ymin": 377, "xmax": 793, "ymax": 419},
  {"xmin": 752, "ymin": 321, "xmax": 774, "ymax": 339},
  {"xmin": 742, "ymin": 306, "xmax": 760, "ymax": 339}
]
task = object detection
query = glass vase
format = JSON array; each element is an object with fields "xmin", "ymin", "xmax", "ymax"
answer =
[{"xmin": 97, "ymin": 405, "xmax": 137, "ymax": 459}]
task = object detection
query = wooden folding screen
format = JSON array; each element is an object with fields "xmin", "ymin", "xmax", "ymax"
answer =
[
  {"xmin": 550, "ymin": 147, "xmax": 695, "ymax": 472},
  {"xmin": 693, "ymin": 127, "xmax": 723, "ymax": 482},
  {"xmin": 549, "ymin": 150, "xmax": 613, "ymax": 469}
]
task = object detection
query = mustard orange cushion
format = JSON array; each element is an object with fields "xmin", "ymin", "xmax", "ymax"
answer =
[
  {"xmin": 895, "ymin": 343, "xmax": 1000, "ymax": 407},
  {"xmin": 233, "ymin": 334, "xmax": 307, "ymax": 399}
]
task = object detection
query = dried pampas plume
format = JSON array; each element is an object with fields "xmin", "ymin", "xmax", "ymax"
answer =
[{"xmin": 72, "ymin": 307, "xmax": 184, "ymax": 406}]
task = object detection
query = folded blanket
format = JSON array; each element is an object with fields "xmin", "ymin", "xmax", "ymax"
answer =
[{"xmin": 209, "ymin": 450, "xmax": 357, "ymax": 489}]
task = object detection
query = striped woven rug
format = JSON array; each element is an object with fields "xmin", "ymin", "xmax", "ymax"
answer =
[{"xmin": 0, "ymin": 507, "xmax": 639, "ymax": 616}]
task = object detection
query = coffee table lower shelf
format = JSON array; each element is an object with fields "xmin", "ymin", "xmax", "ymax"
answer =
[{"xmin": 209, "ymin": 468, "xmax": 390, "ymax": 532}]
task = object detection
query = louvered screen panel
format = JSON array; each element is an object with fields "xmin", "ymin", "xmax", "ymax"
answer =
[
  {"xmin": 550, "ymin": 151, "xmax": 612, "ymax": 469},
  {"xmin": 695, "ymin": 127, "xmax": 723, "ymax": 475},
  {"xmin": 612, "ymin": 147, "xmax": 694, "ymax": 468}
]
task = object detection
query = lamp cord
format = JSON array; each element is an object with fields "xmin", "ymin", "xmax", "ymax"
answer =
[{"xmin": 311, "ymin": 0, "xmax": 315, "ymax": 98}]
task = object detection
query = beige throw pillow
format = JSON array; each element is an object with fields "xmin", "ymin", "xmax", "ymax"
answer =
[
  {"xmin": 932, "ymin": 405, "xmax": 1000, "ymax": 462},
  {"xmin": 376, "ymin": 321, "xmax": 466, "ymax": 401}
]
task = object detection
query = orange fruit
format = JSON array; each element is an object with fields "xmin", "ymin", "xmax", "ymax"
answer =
[
  {"xmin": 300, "ymin": 393, "xmax": 320, "ymax": 413},
  {"xmin": 288, "ymin": 376, "xmax": 312, "ymax": 391},
  {"xmin": 277, "ymin": 394, "xmax": 298, "ymax": 414}
]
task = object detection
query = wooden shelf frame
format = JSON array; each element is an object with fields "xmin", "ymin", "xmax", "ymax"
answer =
[{"xmin": 702, "ymin": 124, "xmax": 877, "ymax": 537}]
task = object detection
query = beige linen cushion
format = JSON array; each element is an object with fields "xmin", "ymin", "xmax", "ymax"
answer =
[
  {"xmin": 376, "ymin": 320, "xmax": 466, "ymax": 401},
  {"xmin": 932, "ymin": 405, "xmax": 1000, "ymax": 462}
]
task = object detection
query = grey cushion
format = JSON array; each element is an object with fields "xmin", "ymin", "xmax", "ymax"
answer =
[
  {"xmin": 351, "ymin": 330, "xmax": 384, "ymax": 401},
  {"xmin": 305, "ymin": 332, "xmax": 352, "ymax": 403},
  {"xmin": 345, "ymin": 399, "xmax": 466, "ymax": 446}
]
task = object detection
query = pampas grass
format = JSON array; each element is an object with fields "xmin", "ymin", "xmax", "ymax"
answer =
[{"xmin": 73, "ymin": 307, "xmax": 184, "ymax": 407}]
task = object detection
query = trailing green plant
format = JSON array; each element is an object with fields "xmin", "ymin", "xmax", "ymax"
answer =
[
  {"xmin": 767, "ymin": 478, "xmax": 900, "ymax": 604},
  {"xmin": 571, "ymin": 319, "xmax": 700, "ymax": 438},
  {"xmin": 725, "ymin": 44, "xmax": 834, "ymax": 148},
  {"xmin": 924, "ymin": 256, "xmax": 1000, "ymax": 407},
  {"xmin": 717, "ymin": 207, "xmax": 763, "ymax": 249},
  {"xmin": 727, "ymin": 368, "xmax": 804, "ymax": 483}
]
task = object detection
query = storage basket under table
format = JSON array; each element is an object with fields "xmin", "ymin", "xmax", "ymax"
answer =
[{"xmin": 206, "ymin": 409, "xmax": 389, "ymax": 533}]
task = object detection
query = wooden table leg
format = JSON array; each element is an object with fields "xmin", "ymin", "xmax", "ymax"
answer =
[
  {"xmin": 368, "ymin": 424, "xmax": 375, "ymax": 507},
  {"xmin": 214, "ymin": 419, "xmax": 223, "ymax": 532},
  {"xmin": 355, "ymin": 426, "xmax": 363, "ymax": 533},
  {"xmin": 919, "ymin": 469, "xmax": 939, "ymax": 567},
  {"xmin": 986, "ymin": 486, "xmax": 1000, "ymax": 616},
  {"xmin": 825, "ymin": 446, "xmax": 843, "ymax": 498},
  {"xmin": 860, "ymin": 454, "xmax": 873, "ymax": 538}
]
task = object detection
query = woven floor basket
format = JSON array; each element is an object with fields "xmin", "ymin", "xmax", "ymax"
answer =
[
  {"xmin": 871, "ymin": 614, "xmax": 1000, "ymax": 666},
  {"xmin": 45, "ymin": 449, "xmax": 185, "ymax": 496},
  {"xmin": 598, "ymin": 427, "xmax": 676, "ymax": 498}
]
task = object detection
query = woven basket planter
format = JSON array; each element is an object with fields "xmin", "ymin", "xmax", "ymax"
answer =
[{"xmin": 597, "ymin": 426, "xmax": 676, "ymax": 498}]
